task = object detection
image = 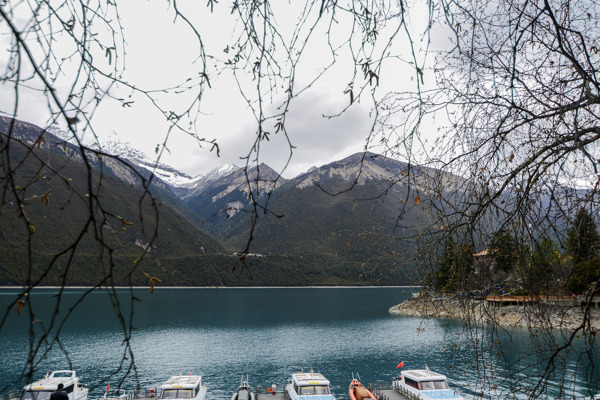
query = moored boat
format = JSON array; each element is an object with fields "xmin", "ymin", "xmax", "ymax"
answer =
[
  {"xmin": 348, "ymin": 376, "xmax": 376, "ymax": 400},
  {"xmin": 285, "ymin": 369, "xmax": 335, "ymax": 400},
  {"xmin": 158, "ymin": 375, "xmax": 206, "ymax": 400},
  {"xmin": 20, "ymin": 371, "xmax": 88, "ymax": 400},
  {"xmin": 231, "ymin": 376, "xmax": 255, "ymax": 400},
  {"xmin": 393, "ymin": 367, "xmax": 463, "ymax": 400}
]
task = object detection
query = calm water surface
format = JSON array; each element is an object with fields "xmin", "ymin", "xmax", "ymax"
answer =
[{"xmin": 0, "ymin": 287, "xmax": 598, "ymax": 400}]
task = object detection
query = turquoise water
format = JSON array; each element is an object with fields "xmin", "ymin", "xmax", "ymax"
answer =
[{"xmin": 0, "ymin": 287, "xmax": 598, "ymax": 400}]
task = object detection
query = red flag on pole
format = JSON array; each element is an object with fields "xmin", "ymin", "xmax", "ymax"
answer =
[
  {"xmin": 104, "ymin": 384, "xmax": 110, "ymax": 399},
  {"xmin": 396, "ymin": 361, "xmax": 404, "ymax": 368}
]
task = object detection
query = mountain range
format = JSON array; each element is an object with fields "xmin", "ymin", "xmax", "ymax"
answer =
[{"xmin": 0, "ymin": 118, "xmax": 432, "ymax": 286}]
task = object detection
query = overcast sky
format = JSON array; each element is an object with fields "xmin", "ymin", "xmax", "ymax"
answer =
[{"xmin": 0, "ymin": 0, "xmax": 435, "ymax": 179}]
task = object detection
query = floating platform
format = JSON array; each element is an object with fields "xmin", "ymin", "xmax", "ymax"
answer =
[
  {"xmin": 369, "ymin": 384, "xmax": 412, "ymax": 400},
  {"xmin": 91, "ymin": 384, "xmax": 413, "ymax": 400},
  {"xmin": 255, "ymin": 385, "xmax": 285, "ymax": 400},
  {"xmin": 256, "ymin": 393, "xmax": 286, "ymax": 400},
  {"xmin": 255, "ymin": 386, "xmax": 412, "ymax": 400},
  {"xmin": 369, "ymin": 388, "xmax": 412, "ymax": 400}
]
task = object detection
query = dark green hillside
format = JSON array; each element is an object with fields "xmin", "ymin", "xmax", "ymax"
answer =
[
  {"xmin": 0, "ymin": 119, "xmax": 238, "ymax": 286},
  {"xmin": 0, "ymin": 131, "xmax": 231, "ymax": 285},
  {"xmin": 198, "ymin": 156, "xmax": 427, "ymax": 285},
  {"xmin": 0, "ymin": 119, "xmax": 378, "ymax": 287},
  {"xmin": 252, "ymin": 184, "xmax": 418, "ymax": 280}
]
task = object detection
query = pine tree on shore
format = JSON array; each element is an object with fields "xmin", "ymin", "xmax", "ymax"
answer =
[{"xmin": 566, "ymin": 208, "xmax": 600, "ymax": 293}]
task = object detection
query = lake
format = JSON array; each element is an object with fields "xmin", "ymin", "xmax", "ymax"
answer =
[{"xmin": 0, "ymin": 287, "xmax": 598, "ymax": 399}]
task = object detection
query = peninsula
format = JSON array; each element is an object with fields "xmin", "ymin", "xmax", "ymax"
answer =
[{"xmin": 389, "ymin": 296, "xmax": 600, "ymax": 331}]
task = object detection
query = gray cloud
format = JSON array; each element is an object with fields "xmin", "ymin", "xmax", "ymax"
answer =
[{"xmin": 174, "ymin": 88, "xmax": 373, "ymax": 178}]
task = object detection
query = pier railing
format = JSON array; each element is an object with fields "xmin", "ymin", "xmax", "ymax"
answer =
[
  {"xmin": 255, "ymin": 385, "xmax": 286, "ymax": 399},
  {"xmin": 369, "ymin": 381, "xmax": 420, "ymax": 400},
  {"xmin": 485, "ymin": 295, "xmax": 600, "ymax": 308}
]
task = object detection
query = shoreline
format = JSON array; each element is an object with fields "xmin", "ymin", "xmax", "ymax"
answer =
[
  {"xmin": 389, "ymin": 297, "xmax": 600, "ymax": 330},
  {"xmin": 0, "ymin": 285, "xmax": 416, "ymax": 290}
]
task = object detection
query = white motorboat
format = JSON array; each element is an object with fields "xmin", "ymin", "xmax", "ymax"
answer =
[
  {"xmin": 393, "ymin": 368, "xmax": 463, "ymax": 400},
  {"xmin": 285, "ymin": 369, "xmax": 335, "ymax": 400},
  {"xmin": 158, "ymin": 375, "xmax": 206, "ymax": 400},
  {"xmin": 20, "ymin": 371, "xmax": 88, "ymax": 400},
  {"xmin": 230, "ymin": 376, "xmax": 255, "ymax": 400}
]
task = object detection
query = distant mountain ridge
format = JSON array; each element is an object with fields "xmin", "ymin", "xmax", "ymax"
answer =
[
  {"xmin": 0, "ymin": 117, "xmax": 416, "ymax": 285},
  {"xmin": 0, "ymin": 117, "xmax": 244, "ymax": 287},
  {"xmin": 179, "ymin": 150, "xmax": 435, "ymax": 284},
  {"xmin": 171, "ymin": 164, "xmax": 239, "ymax": 199},
  {"xmin": 3, "ymin": 117, "xmax": 575, "ymax": 287},
  {"xmin": 42, "ymin": 124, "xmax": 248, "ymax": 199}
]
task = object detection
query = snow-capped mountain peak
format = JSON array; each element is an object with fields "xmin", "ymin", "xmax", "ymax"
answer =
[
  {"xmin": 95, "ymin": 132, "xmax": 199, "ymax": 187},
  {"xmin": 202, "ymin": 164, "xmax": 238, "ymax": 182},
  {"xmin": 43, "ymin": 126, "xmax": 197, "ymax": 188},
  {"xmin": 176, "ymin": 164, "xmax": 240, "ymax": 199}
]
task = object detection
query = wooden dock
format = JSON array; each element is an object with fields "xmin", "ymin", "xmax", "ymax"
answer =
[
  {"xmin": 255, "ymin": 385, "xmax": 286, "ymax": 400},
  {"xmin": 123, "ymin": 384, "xmax": 415, "ymax": 400},
  {"xmin": 369, "ymin": 384, "xmax": 415, "ymax": 400},
  {"xmin": 255, "ymin": 385, "xmax": 414, "ymax": 400},
  {"xmin": 256, "ymin": 393, "xmax": 286, "ymax": 400},
  {"xmin": 485, "ymin": 295, "xmax": 600, "ymax": 308}
]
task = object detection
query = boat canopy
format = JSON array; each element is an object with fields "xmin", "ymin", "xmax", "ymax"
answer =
[
  {"xmin": 161, "ymin": 376, "xmax": 202, "ymax": 390},
  {"xmin": 291, "ymin": 372, "xmax": 330, "ymax": 387},
  {"xmin": 290, "ymin": 372, "xmax": 332, "ymax": 396},
  {"xmin": 401, "ymin": 370, "xmax": 447, "ymax": 382},
  {"xmin": 21, "ymin": 371, "xmax": 84, "ymax": 400},
  {"xmin": 400, "ymin": 370, "xmax": 450, "ymax": 391},
  {"xmin": 160, "ymin": 376, "xmax": 203, "ymax": 399},
  {"xmin": 23, "ymin": 371, "xmax": 80, "ymax": 392}
]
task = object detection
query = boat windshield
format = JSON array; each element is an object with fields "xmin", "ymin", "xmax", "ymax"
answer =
[
  {"xmin": 420, "ymin": 381, "xmax": 449, "ymax": 390},
  {"xmin": 22, "ymin": 392, "xmax": 53, "ymax": 400},
  {"xmin": 52, "ymin": 373, "xmax": 74, "ymax": 378},
  {"xmin": 161, "ymin": 390, "xmax": 195, "ymax": 399},
  {"xmin": 298, "ymin": 386, "xmax": 330, "ymax": 395}
]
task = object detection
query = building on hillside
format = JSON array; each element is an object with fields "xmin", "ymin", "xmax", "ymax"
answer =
[{"xmin": 473, "ymin": 249, "xmax": 494, "ymax": 275}]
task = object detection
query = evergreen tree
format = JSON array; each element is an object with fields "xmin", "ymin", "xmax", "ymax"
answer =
[
  {"xmin": 490, "ymin": 229, "xmax": 517, "ymax": 273},
  {"xmin": 527, "ymin": 238, "xmax": 559, "ymax": 293},
  {"xmin": 435, "ymin": 236, "xmax": 474, "ymax": 292},
  {"xmin": 565, "ymin": 208, "xmax": 600, "ymax": 264},
  {"xmin": 565, "ymin": 209, "xmax": 600, "ymax": 293},
  {"xmin": 532, "ymin": 238, "xmax": 557, "ymax": 271},
  {"xmin": 435, "ymin": 237, "xmax": 456, "ymax": 291},
  {"xmin": 568, "ymin": 259, "xmax": 600, "ymax": 294}
]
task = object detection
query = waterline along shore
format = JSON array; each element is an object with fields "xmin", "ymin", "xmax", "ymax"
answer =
[{"xmin": 389, "ymin": 296, "xmax": 600, "ymax": 330}]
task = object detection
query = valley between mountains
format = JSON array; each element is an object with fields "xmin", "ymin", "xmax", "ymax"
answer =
[{"xmin": 0, "ymin": 118, "xmax": 443, "ymax": 286}]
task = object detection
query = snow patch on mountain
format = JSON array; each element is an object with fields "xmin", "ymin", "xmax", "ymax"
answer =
[
  {"xmin": 48, "ymin": 127, "xmax": 205, "ymax": 188},
  {"xmin": 177, "ymin": 164, "xmax": 239, "ymax": 199},
  {"xmin": 94, "ymin": 132, "xmax": 200, "ymax": 187}
]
